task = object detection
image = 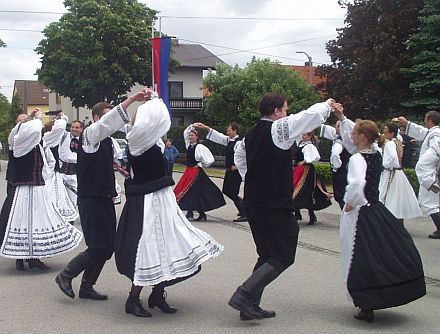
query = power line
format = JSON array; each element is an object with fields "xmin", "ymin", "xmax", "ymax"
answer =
[{"xmin": 0, "ymin": 10, "xmax": 344, "ymax": 21}]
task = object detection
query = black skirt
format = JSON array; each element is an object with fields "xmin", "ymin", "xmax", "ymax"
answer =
[
  {"xmin": 293, "ymin": 164, "xmax": 332, "ymax": 211},
  {"xmin": 178, "ymin": 169, "xmax": 226, "ymax": 212},
  {"xmin": 347, "ymin": 202, "xmax": 426, "ymax": 310}
]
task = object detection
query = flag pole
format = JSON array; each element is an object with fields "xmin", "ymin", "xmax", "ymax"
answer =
[{"xmin": 151, "ymin": 19, "xmax": 155, "ymax": 88}]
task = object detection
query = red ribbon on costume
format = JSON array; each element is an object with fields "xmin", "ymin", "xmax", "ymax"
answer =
[{"xmin": 173, "ymin": 166, "xmax": 199, "ymax": 202}]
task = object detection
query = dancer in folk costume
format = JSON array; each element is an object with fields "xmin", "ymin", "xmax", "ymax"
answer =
[
  {"xmin": 378, "ymin": 122, "xmax": 421, "ymax": 223},
  {"xmin": 0, "ymin": 109, "xmax": 82, "ymax": 271},
  {"xmin": 55, "ymin": 90, "xmax": 151, "ymax": 301},
  {"xmin": 339, "ymin": 119, "xmax": 425, "ymax": 322},
  {"xmin": 292, "ymin": 132, "xmax": 332, "ymax": 225},
  {"xmin": 58, "ymin": 119, "xmax": 83, "ymax": 206},
  {"xmin": 42, "ymin": 113, "xmax": 79, "ymax": 222},
  {"xmin": 194, "ymin": 122, "xmax": 247, "ymax": 222},
  {"xmin": 230, "ymin": 93, "xmax": 335, "ymax": 320},
  {"xmin": 115, "ymin": 94, "xmax": 223, "ymax": 317},
  {"xmin": 173, "ymin": 125, "xmax": 226, "ymax": 221},
  {"xmin": 320, "ymin": 121, "xmax": 354, "ymax": 210},
  {"xmin": 398, "ymin": 112, "xmax": 440, "ymax": 238}
]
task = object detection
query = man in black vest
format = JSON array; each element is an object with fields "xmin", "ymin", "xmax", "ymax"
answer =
[
  {"xmin": 229, "ymin": 93, "xmax": 334, "ymax": 320},
  {"xmin": 194, "ymin": 121, "xmax": 247, "ymax": 222},
  {"xmin": 55, "ymin": 89, "xmax": 152, "ymax": 300}
]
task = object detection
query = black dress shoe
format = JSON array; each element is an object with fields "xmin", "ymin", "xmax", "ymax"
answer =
[
  {"xmin": 28, "ymin": 259, "xmax": 51, "ymax": 270},
  {"xmin": 307, "ymin": 216, "xmax": 317, "ymax": 225},
  {"xmin": 55, "ymin": 272, "xmax": 75, "ymax": 298},
  {"xmin": 353, "ymin": 308, "xmax": 374, "ymax": 322},
  {"xmin": 148, "ymin": 291, "xmax": 177, "ymax": 313},
  {"xmin": 126, "ymin": 295, "xmax": 152, "ymax": 317},
  {"xmin": 16, "ymin": 259, "xmax": 26, "ymax": 271},
  {"xmin": 186, "ymin": 211, "xmax": 194, "ymax": 220},
  {"xmin": 233, "ymin": 216, "xmax": 248, "ymax": 222},
  {"xmin": 428, "ymin": 231, "xmax": 440, "ymax": 239},
  {"xmin": 240, "ymin": 305, "xmax": 276, "ymax": 320},
  {"xmin": 79, "ymin": 285, "xmax": 108, "ymax": 300}
]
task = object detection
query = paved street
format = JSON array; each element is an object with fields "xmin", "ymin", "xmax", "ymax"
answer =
[{"xmin": 0, "ymin": 164, "xmax": 439, "ymax": 334}]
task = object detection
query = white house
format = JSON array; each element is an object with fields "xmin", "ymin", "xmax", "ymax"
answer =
[{"xmin": 48, "ymin": 39, "xmax": 225, "ymax": 126}]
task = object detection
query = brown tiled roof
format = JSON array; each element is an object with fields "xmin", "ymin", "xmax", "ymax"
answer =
[
  {"xmin": 13, "ymin": 80, "xmax": 49, "ymax": 105},
  {"xmin": 287, "ymin": 65, "xmax": 327, "ymax": 87},
  {"xmin": 172, "ymin": 42, "xmax": 225, "ymax": 69}
]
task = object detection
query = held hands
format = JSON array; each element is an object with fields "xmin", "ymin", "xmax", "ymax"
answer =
[
  {"xmin": 193, "ymin": 122, "xmax": 209, "ymax": 130},
  {"xmin": 345, "ymin": 203, "xmax": 353, "ymax": 212},
  {"xmin": 130, "ymin": 87, "xmax": 153, "ymax": 102},
  {"xmin": 30, "ymin": 108, "xmax": 42, "ymax": 119},
  {"xmin": 395, "ymin": 116, "xmax": 408, "ymax": 128}
]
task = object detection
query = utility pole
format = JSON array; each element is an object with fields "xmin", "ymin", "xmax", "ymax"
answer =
[{"xmin": 296, "ymin": 51, "xmax": 313, "ymax": 85}]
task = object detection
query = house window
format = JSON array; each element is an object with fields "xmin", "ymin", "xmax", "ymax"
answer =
[
  {"xmin": 171, "ymin": 116, "xmax": 184, "ymax": 127},
  {"xmin": 169, "ymin": 82, "xmax": 183, "ymax": 98},
  {"xmin": 56, "ymin": 93, "xmax": 61, "ymax": 104}
]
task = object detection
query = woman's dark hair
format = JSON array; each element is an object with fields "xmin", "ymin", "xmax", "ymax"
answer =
[{"xmin": 385, "ymin": 122, "xmax": 399, "ymax": 138}]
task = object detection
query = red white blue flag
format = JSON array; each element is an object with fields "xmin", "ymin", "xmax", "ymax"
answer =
[{"xmin": 151, "ymin": 36, "xmax": 171, "ymax": 112}]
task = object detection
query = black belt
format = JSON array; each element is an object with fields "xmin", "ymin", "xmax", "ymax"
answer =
[{"xmin": 59, "ymin": 162, "xmax": 77, "ymax": 175}]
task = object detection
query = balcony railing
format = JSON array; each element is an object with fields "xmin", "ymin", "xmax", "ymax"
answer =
[{"xmin": 170, "ymin": 98, "xmax": 203, "ymax": 109}]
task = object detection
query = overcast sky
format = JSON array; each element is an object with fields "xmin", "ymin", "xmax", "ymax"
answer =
[{"xmin": 0, "ymin": 0, "xmax": 346, "ymax": 101}]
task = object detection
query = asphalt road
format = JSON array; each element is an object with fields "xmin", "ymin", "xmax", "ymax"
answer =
[{"xmin": 0, "ymin": 164, "xmax": 438, "ymax": 334}]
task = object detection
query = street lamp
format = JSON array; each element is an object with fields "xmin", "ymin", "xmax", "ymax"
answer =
[{"xmin": 296, "ymin": 51, "xmax": 313, "ymax": 85}]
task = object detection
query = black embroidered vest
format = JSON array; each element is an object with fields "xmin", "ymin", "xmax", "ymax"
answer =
[
  {"xmin": 244, "ymin": 120, "xmax": 293, "ymax": 208},
  {"xmin": 77, "ymin": 135, "xmax": 116, "ymax": 197}
]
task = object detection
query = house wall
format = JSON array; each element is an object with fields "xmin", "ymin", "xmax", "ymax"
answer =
[{"xmin": 169, "ymin": 68, "xmax": 203, "ymax": 97}]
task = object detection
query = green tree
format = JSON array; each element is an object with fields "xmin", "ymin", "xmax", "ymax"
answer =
[
  {"xmin": 317, "ymin": 0, "xmax": 422, "ymax": 120},
  {"xmin": 0, "ymin": 39, "xmax": 6, "ymax": 47},
  {"xmin": 0, "ymin": 92, "xmax": 13, "ymax": 146},
  {"xmin": 201, "ymin": 58, "xmax": 320, "ymax": 130},
  {"xmin": 402, "ymin": 0, "xmax": 440, "ymax": 111},
  {"xmin": 35, "ymin": 0, "xmax": 157, "ymax": 108}
]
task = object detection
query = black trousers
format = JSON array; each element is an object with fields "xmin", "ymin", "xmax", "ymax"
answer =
[
  {"xmin": 223, "ymin": 169, "xmax": 243, "ymax": 213},
  {"xmin": 78, "ymin": 196, "xmax": 116, "ymax": 261},
  {"xmin": 246, "ymin": 207, "xmax": 299, "ymax": 273}
]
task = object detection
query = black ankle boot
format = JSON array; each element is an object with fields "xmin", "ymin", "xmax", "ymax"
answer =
[
  {"xmin": 353, "ymin": 308, "xmax": 374, "ymax": 322},
  {"xmin": 194, "ymin": 212, "xmax": 207, "ymax": 221},
  {"xmin": 15, "ymin": 259, "xmax": 25, "ymax": 271},
  {"xmin": 55, "ymin": 251, "xmax": 93, "ymax": 299},
  {"xmin": 28, "ymin": 259, "xmax": 50, "ymax": 270},
  {"xmin": 79, "ymin": 261, "xmax": 108, "ymax": 300},
  {"xmin": 229, "ymin": 263, "xmax": 280, "ymax": 320},
  {"xmin": 429, "ymin": 213, "xmax": 440, "ymax": 239},
  {"xmin": 308, "ymin": 211, "xmax": 317, "ymax": 225},
  {"xmin": 186, "ymin": 211, "xmax": 194, "ymax": 220},
  {"xmin": 148, "ymin": 290, "xmax": 177, "ymax": 313},
  {"xmin": 79, "ymin": 283, "xmax": 108, "ymax": 300},
  {"xmin": 126, "ymin": 295, "xmax": 152, "ymax": 317}
]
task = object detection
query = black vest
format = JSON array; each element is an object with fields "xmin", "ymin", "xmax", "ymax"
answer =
[
  {"xmin": 361, "ymin": 152, "xmax": 383, "ymax": 204},
  {"xmin": 333, "ymin": 138, "xmax": 351, "ymax": 175},
  {"xmin": 9, "ymin": 146, "xmax": 45, "ymax": 186},
  {"xmin": 77, "ymin": 135, "xmax": 116, "ymax": 197},
  {"xmin": 50, "ymin": 145, "xmax": 61, "ymax": 172},
  {"xmin": 294, "ymin": 142, "xmax": 313, "ymax": 165},
  {"xmin": 125, "ymin": 145, "xmax": 174, "ymax": 195},
  {"xmin": 5, "ymin": 150, "xmax": 15, "ymax": 183},
  {"xmin": 185, "ymin": 144, "xmax": 198, "ymax": 167},
  {"xmin": 244, "ymin": 120, "xmax": 293, "ymax": 208},
  {"xmin": 225, "ymin": 138, "xmax": 241, "ymax": 168}
]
